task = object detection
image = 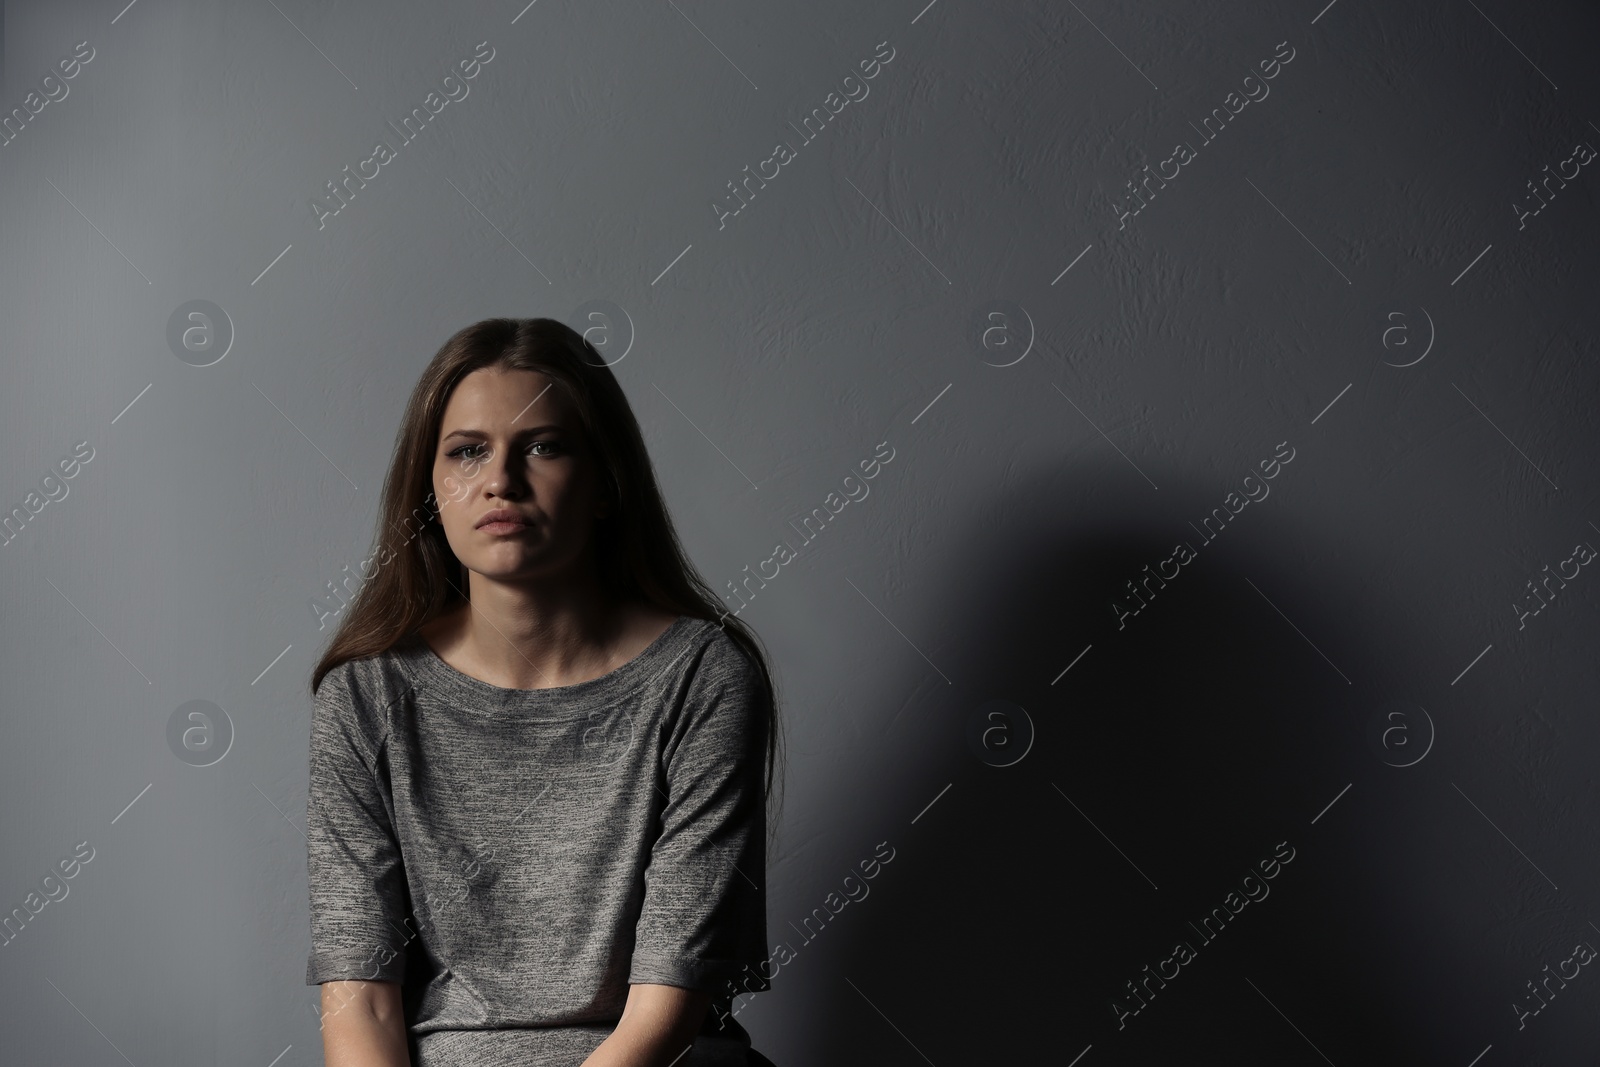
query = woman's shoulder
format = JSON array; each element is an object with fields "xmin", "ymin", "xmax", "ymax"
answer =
[
  {"xmin": 674, "ymin": 618, "xmax": 767, "ymax": 711},
  {"xmin": 658, "ymin": 621, "xmax": 769, "ymax": 763},
  {"xmin": 693, "ymin": 619, "xmax": 757, "ymax": 672},
  {"xmin": 312, "ymin": 639, "xmax": 422, "ymax": 741}
]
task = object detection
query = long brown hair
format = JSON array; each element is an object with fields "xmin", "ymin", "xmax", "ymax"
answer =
[{"xmin": 309, "ymin": 317, "xmax": 784, "ymax": 815}]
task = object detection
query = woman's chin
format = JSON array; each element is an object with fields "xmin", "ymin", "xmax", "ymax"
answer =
[{"xmin": 464, "ymin": 552, "xmax": 577, "ymax": 583}]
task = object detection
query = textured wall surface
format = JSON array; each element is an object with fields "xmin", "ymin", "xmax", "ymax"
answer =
[{"xmin": 2, "ymin": 0, "xmax": 1598, "ymax": 1063}]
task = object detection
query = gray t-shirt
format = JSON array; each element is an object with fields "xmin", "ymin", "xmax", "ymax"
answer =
[{"xmin": 305, "ymin": 614, "xmax": 774, "ymax": 1067}]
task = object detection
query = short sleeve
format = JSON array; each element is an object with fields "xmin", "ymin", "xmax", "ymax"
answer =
[
  {"xmin": 628, "ymin": 637, "xmax": 771, "ymax": 996},
  {"xmin": 305, "ymin": 662, "xmax": 411, "ymax": 985}
]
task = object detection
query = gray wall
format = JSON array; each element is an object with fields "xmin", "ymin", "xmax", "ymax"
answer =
[{"xmin": 3, "ymin": 0, "xmax": 1598, "ymax": 1062}]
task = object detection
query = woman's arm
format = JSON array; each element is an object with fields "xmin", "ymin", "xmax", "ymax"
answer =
[
  {"xmin": 320, "ymin": 980, "xmax": 411, "ymax": 1067},
  {"xmin": 579, "ymin": 983, "xmax": 713, "ymax": 1067},
  {"xmin": 607, "ymin": 639, "xmax": 773, "ymax": 1065}
]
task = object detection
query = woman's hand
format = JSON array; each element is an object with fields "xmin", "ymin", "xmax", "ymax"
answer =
[{"xmin": 579, "ymin": 983, "xmax": 713, "ymax": 1067}]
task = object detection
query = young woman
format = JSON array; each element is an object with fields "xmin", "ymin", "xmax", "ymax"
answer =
[{"xmin": 305, "ymin": 318, "xmax": 783, "ymax": 1067}]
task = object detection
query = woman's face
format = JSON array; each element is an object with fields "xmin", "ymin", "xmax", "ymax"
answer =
[{"xmin": 431, "ymin": 366, "xmax": 609, "ymax": 585}]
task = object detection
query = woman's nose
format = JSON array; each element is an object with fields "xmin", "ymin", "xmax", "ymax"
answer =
[{"xmin": 481, "ymin": 447, "xmax": 527, "ymax": 497}]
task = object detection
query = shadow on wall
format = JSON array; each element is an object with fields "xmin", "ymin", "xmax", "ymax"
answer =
[{"xmin": 785, "ymin": 458, "xmax": 1510, "ymax": 1064}]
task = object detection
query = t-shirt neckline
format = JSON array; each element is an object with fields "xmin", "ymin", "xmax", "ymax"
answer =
[{"xmin": 398, "ymin": 614, "xmax": 705, "ymax": 717}]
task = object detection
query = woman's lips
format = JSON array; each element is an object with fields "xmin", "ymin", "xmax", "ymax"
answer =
[{"xmin": 478, "ymin": 520, "xmax": 532, "ymax": 535}]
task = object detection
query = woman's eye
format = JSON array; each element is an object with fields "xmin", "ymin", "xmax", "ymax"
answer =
[{"xmin": 446, "ymin": 441, "xmax": 560, "ymax": 460}]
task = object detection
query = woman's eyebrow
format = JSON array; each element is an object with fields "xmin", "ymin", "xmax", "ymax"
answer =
[{"xmin": 441, "ymin": 424, "xmax": 564, "ymax": 443}]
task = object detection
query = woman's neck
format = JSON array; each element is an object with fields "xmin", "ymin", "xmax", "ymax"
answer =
[{"xmin": 419, "ymin": 581, "xmax": 677, "ymax": 691}]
